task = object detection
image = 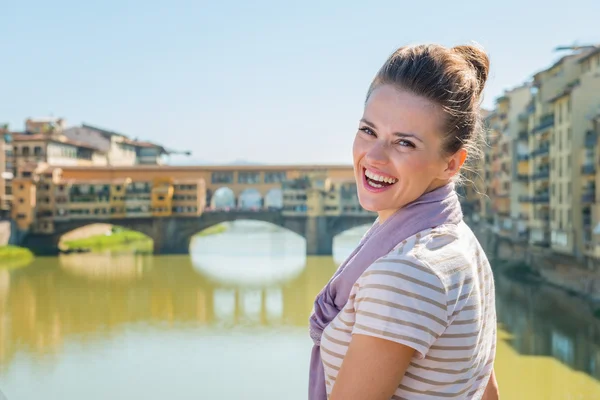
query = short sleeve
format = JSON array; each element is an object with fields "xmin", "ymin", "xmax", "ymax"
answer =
[{"xmin": 352, "ymin": 253, "xmax": 449, "ymax": 359}]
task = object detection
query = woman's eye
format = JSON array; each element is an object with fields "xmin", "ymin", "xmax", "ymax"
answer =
[
  {"xmin": 398, "ymin": 139, "xmax": 415, "ymax": 148},
  {"xmin": 359, "ymin": 127, "xmax": 375, "ymax": 136}
]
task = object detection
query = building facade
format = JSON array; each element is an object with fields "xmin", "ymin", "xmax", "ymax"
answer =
[{"xmin": 481, "ymin": 45, "xmax": 600, "ymax": 265}]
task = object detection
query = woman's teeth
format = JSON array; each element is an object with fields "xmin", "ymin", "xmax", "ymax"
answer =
[{"xmin": 364, "ymin": 169, "xmax": 397, "ymax": 187}]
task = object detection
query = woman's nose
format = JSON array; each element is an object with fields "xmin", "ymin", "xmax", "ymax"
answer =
[{"xmin": 365, "ymin": 142, "xmax": 390, "ymax": 165}]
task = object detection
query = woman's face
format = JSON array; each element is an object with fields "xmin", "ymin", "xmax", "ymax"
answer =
[{"xmin": 352, "ymin": 84, "xmax": 462, "ymax": 222}]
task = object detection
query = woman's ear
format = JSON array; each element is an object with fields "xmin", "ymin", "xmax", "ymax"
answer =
[{"xmin": 442, "ymin": 148, "xmax": 467, "ymax": 179}]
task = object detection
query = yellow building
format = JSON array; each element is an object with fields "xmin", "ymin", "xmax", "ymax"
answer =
[
  {"xmin": 327, "ymin": 178, "xmax": 366, "ymax": 216},
  {"xmin": 172, "ymin": 179, "xmax": 204, "ymax": 216},
  {"xmin": 546, "ymin": 63, "xmax": 600, "ymax": 256},
  {"xmin": 0, "ymin": 124, "xmax": 11, "ymax": 216},
  {"xmin": 31, "ymin": 166, "xmax": 63, "ymax": 234},
  {"xmin": 110, "ymin": 179, "xmax": 129, "ymax": 218},
  {"xmin": 527, "ymin": 51, "xmax": 585, "ymax": 247},
  {"xmin": 11, "ymin": 178, "xmax": 36, "ymax": 230},
  {"xmin": 151, "ymin": 177, "xmax": 174, "ymax": 217},
  {"xmin": 586, "ymin": 114, "xmax": 600, "ymax": 259}
]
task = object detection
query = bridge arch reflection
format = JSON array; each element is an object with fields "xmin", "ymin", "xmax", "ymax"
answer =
[{"xmin": 190, "ymin": 220, "xmax": 306, "ymax": 286}]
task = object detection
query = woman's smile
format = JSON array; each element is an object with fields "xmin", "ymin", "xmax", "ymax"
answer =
[{"xmin": 361, "ymin": 166, "xmax": 398, "ymax": 193}]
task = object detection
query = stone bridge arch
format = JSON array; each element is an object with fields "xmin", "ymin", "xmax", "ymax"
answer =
[
  {"xmin": 328, "ymin": 215, "xmax": 376, "ymax": 239},
  {"xmin": 153, "ymin": 211, "xmax": 307, "ymax": 254},
  {"xmin": 20, "ymin": 218, "xmax": 158, "ymax": 255}
]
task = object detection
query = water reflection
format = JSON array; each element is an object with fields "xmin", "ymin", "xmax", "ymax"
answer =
[
  {"xmin": 0, "ymin": 223, "xmax": 599, "ymax": 399},
  {"xmin": 494, "ymin": 270, "xmax": 600, "ymax": 381},
  {"xmin": 190, "ymin": 224, "xmax": 306, "ymax": 287}
]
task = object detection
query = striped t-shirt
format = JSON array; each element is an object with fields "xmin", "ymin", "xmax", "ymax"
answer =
[{"xmin": 320, "ymin": 221, "xmax": 496, "ymax": 399}]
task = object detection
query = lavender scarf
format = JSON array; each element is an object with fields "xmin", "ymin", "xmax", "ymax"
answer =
[{"xmin": 308, "ymin": 182, "xmax": 463, "ymax": 400}]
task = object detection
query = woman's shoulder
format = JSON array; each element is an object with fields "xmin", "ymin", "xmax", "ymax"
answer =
[{"xmin": 363, "ymin": 222, "xmax": 486, "ymax": 289}]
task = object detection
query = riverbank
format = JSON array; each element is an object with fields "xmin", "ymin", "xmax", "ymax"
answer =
[
  {"xmin": 468, "ymin": 219, "xmax": 600, "ymax": 307},
  {"xmin": 62, "ymin": 228, "xmax": 152, "ymax": 251},
  {"xmin": 0, "ymin": 245, "xmax": 34, "ymax": 269},
  {"xmin": 62, "ymin": 223, "xmax": 229, "ymax": 251}
]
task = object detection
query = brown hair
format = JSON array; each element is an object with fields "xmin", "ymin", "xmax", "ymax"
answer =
[{"xmin": 366, "ymin": 43, "xmax": 490, "ymax": 179}]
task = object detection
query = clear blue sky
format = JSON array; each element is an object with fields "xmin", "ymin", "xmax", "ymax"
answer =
[{"xmin": 2, "ymin": 0, "xmax": 599, "ymax": 165}]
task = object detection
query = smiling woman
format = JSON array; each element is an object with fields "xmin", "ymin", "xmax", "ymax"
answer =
[{"xmin": 308, "ymin": 43, "xmax": 498, "ymax": 400}]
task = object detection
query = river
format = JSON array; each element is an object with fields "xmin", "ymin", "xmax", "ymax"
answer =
[{"xmin": 0, "ymin": 221, "xmax": 599, "ymax": 399}]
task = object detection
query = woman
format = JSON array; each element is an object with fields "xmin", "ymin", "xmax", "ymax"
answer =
[{"xmin": 309, "ymin": 43, "xmax": 499, "ymax": 400}]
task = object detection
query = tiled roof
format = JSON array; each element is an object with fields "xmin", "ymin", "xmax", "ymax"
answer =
[{"xmin": 12, "ymin": 133, "xmax": 106, "ymax": 152}]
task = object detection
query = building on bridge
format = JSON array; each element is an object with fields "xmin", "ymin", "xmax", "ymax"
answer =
[{"xmin": 8, "ymin": 164, "xmax": 376, "ymax": 255}]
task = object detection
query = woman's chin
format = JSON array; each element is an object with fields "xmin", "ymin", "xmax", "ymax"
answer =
[{"xmin": 357, "ymin": 200, "xmax": 385, "ymax": 213}]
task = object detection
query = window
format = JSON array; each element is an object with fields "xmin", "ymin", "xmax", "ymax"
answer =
[
  {"xmin": 19, "ymin": 198, "xmax": 24, "ymax": 204},
  {"xmin": 17, "ymin": 213, "xmax": 26, "ymax": 220},
  {"xmin": 238, "ymin": 171, "xmax": 260, "ymax": 184},
  {"xmin": 212, "ymin": 171, "xmax": 234, "ymax": 184},
  {"xmin": 559, "ymin": 190, "xmax": 562, "ymax": 204},
  {"xmin": 158, "ymin": 195, "xmax": 165, "ymax": 201},
  {"xmin": 22, "ymin": 147, "xmax": 30, "ymax": 157},
  {"xmin": 34, "ymin": 146, "xmax": 43, "ymax": 156}
]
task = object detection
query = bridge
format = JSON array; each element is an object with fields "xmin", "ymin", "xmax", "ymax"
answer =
[{"xmin": 18, "ymin": 210, "xmax": 376, "ymax": 255}]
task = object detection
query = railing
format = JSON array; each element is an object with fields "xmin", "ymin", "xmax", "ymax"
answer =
[
  {"xmin": 582, "ymin": 192, "xmax": 596, "ymax": 204},
  {"xmin": 583, "ymin": 213, "xmax": 592, "ymax": 226},
  {"xmin": 517, "ymin": 174, "xmax": 529, "ymax": 181},
  {"xmin": 532, "ymin": 193, "xmax": 550, "ymax": 203},
  {"xmin": 531, "ymin": 170, "xmax": 550, "ymax": 180},
  {"xmin": 581, "ymin": 164, "xmax": 596, "ymax": 175},
  {"xmin": 531, "ymin": 144, "xmax": 550, "ymax": 158},
  {"xmin": 518, "ymin": 195, "xmax": 532, "ymax": 203},
  {"xmin": 518, "ymin": 130, "xmax": 528, "ymax": 140},
  {"xmin": 533, "ymin": 114, "xmax": 555, "ymax": 134},
  {"xmin": 585, "ymin": 130, "xmax": 598, "ymax": 147},
  {"xmin": 517, "ymin": 153, "xmax": 529, "ymax": 161}
]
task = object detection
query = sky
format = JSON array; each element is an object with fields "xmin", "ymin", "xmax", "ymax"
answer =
[{"xmin": 2, "ymin": 0, "xmax": 600, "ymax": 165}]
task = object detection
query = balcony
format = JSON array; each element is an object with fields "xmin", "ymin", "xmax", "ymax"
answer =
[
  {"xmin": 585, "ymin": 130, "xmax": 598, "ymax": 147},
  {"xmin": 583, "ymin": 213, "xmax": 592, "ymax": 227},
  {"xmin": 518, "ymin": 130, "xmax": 528, "ymax": 140},
  {"xmin": 531, "ymin": 170, "xmax": 550, "ymax": 181},
  {"xmin": 517, "ymin": 174, "xmax": 529, "ymax": 182},
  {"xmin": 582, "ymin": 192, "xmax": 596, "ymax": 204},
  {"xmin": 518, "ymin": 195, "xmax": 532, "ymax": 203},
  {"xmin": 517, "ymin": 153, "xmax": 529, "ymax": 162},
  {"xmin": 531, "ymin": 144, "xmax": 550, "ymax": 158},
  {"xmin": 532, "ymin": 192, "xmax": 550, "ymax": 204},
  {"xmin": 533, "ymin": 114, "xmax": 555, "ymax": 134},
  {"xmin": 581, "ymin": 164, "xmax": 596, "ymax": 175},
  {"xmin": 582, "ymin": 185, "xmax": 596, "ymax": 204}
]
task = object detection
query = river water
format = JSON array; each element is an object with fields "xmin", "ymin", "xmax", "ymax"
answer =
[{"xmin": 1, "ymin": 221, "xmax": 600, "ymax": 399}]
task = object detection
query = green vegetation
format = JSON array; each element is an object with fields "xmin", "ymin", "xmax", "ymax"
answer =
[
  {"xmin": 62, "ymin": 227, "xmax": 152, "ymax": 251},
  {"xmin": 61, "ymin": 223, "xmax": 229, "ymax": 252},
  {"xmin": 594, "ymin": 308, "xmax": 600, "ymax": 320},
  {"xmin": 195, "ymin": 223, "xmax": 228, "ymax": 237},
  {"xmin": 0, "ymin": 245, "xmax": 34, "ymax": 270}
]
